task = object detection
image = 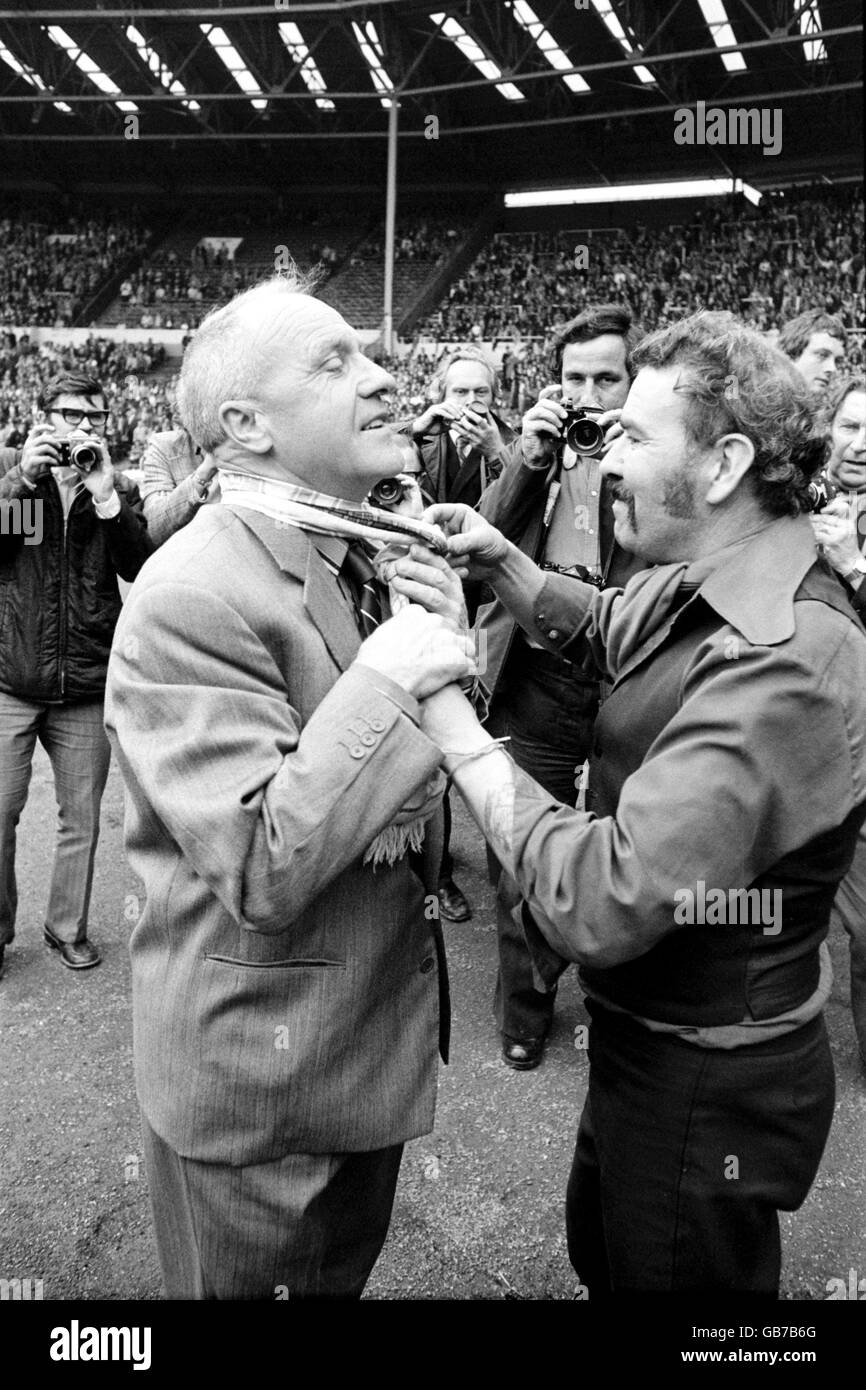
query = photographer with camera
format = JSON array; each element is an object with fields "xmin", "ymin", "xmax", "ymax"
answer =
[
  {"xmin": 407, "ymin": 344, "xmax": 513, "ymax": 527},
  {"xmin": 476, "ymin": 306, "xmax": 644, "ymax": 1068},
  {"xmin": 405, "ymin": 346, "xmax": 515, "ymax": 923},
  {"xmin": 0, "ymin": 371, "xmax": 153, "ymax": 977}
]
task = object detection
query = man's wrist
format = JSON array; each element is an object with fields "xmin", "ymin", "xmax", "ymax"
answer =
[
  {"xmin": 93, "ymin": 487, "xmax": 121, "ymax": 518},
  {"xmin": 842, "ymin": 556, "xmax": 866, "ymax": 586},
  {"xmin": 521, "ymin": 439, "xmax": 551, "ymax": 471}
]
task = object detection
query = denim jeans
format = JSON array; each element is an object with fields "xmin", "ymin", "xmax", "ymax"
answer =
[
  {"xmin": 0, "ymin": 692, "xmax": 111, "ymax": 945},
  {"xmin": 486, "ymin": 644, "xmax": 599, "ymax": 1039}
]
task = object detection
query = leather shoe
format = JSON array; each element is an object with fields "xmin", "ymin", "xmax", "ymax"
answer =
[
  {"xmin": 502, "ymin": 1035, "xmax": 545, "ymax": 1070},
  {"xmin": 437, "ymin": 877, "xmax": 472, "ymax": 922},
  {"xmin": 43, "ymin": 927, "xmax": 101, "ymax": 970}
]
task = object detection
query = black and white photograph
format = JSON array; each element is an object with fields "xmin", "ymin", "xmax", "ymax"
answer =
[{"xmin": 0, "ymin": 0, "xmax": 863, "ymax": 1365}]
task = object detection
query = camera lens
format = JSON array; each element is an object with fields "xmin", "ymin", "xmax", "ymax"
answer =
[
  {"xmin": 70, "ymin": 441, "xmax": 101, "ymax": 472},
  {"xmin": 370, "ymin": 477, "xmax": 404, "ymax": 509},
  {"xmin": 566, "ymin": 414, "xmax": 605, "ymax": 455}
]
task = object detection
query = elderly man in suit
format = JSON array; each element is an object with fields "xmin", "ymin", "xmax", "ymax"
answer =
[{"xmin": 104, "ymin": 274, "xmax": 473, "ymax": 1300}]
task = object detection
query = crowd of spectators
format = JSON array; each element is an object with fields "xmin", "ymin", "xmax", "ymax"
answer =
[
  {"xmin": 116, "ymin": 226, "xmax": 352, "ymax": 329},
  {"xmin": 117, "ymin": 248, "xmax": 263, "ymax": 330},
  {"xmin": 0, "ymin": 333, "xmax": 170, "ymax": 462},
  {"xmin": 419, "ymin": 185, "xmax": 864, "ymax": 353},
  {"xmin": 1, "ymin": 186, "xmax": 861, "ymax": 454},
  {"xmin": 350, "ymin": 215, "xmax": 466, "ymax": 267},
  {"xmin": 0, "ymin": 209, "xmax": 151, "ymax": 329}
]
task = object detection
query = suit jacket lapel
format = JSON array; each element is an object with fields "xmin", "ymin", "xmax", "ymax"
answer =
[
  {"xmin": 222, "ymin": 503, "xmax": 361, "ymax": 672},
  {"xmin": 303, "ymin": 544, "xmax": 361, "ymax": 672}
]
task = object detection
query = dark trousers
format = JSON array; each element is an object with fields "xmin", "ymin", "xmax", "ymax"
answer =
[
  {"xmin": 568, "ymin": 1005, "xmax": 835, "ymax": 1295},
  {"xmin": 487, "ymin": 647, "xmax": 598, "ymax": 1039},
  {"xmin": 141, "ymin": 1114, "xmax": 404, "ymax": 1299}
]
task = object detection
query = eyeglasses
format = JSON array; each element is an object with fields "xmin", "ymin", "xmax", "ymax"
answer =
[{"xmin": 50, "ymin": 408, "xmax": 108, "ymax": 428}]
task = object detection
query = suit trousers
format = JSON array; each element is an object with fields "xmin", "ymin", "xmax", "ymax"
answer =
[
  {"xmin": 831, "ymin": 821, "xmax": 866, "ymax": 1063},
  {"xmin": 141, "ymin": 1114, "xmax": 404, "ymax": 1299},
  {"xmin": 567, "ymin": 1004, "xmax": 835, "ymax": 1295},
  {"xmin": 0, "ymin": 692, "xmax": 111, "ymax": 946},
  {"xmin": 486, "ymin": 647, "xmax": 598, "ymax": 1039}
]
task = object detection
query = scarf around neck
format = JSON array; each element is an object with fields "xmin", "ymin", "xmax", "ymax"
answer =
[{"xmin": 218, "ymin": 470, "xmax": 452, "ymax": 868}]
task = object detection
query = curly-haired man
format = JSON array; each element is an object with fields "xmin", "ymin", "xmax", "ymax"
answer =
[{"xmin": 397, "ymin": 310, "xmax": 866, "ymax": 1294}]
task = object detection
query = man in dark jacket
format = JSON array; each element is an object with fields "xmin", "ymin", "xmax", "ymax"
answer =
[
  {"xmin": 408, "ymin": 345, "xmax": 514, "ymax": 517},
  {"xmin": 0, "ymin": 371, "xmax": 153, "ymax": 975},
  {"xmin": 476, "ymin": 305, "xmax": 644, "ymax": 1068},
  {"xmin": 405, "ymin": 345, "xmax": 515, "ymax": 922}
]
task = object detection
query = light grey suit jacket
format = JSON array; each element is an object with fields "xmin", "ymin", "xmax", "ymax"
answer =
[
  {"xmin": 105, "ymin": 502, "xmax": 448, "ymax": 1166},
  {"xmin": 140, "ymin": 428, "xmax": 220, "ymax": 547}
]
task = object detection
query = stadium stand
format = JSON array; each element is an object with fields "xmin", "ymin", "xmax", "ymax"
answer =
[
  {"xmin": 0, "ymin": 187, "xmax": 861, "ymax": 453},
  {"xmin": 418, "ymin": 185, "xmax": 864, "ymax": 346},
  {"xmin": 0, "ymin": 207, "xmax": 152, "ymax": 329}
]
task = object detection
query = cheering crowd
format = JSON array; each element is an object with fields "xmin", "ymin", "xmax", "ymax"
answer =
[{"xmin": 1, "ymin": 186, "xmax": 865, "ymax": 1301}]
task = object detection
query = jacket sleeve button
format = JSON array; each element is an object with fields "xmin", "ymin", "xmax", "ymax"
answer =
[
  {"xmin": 349, "ymin": 743, "xmax": 366, "ymax": 758},
  {"xmin": 360, "ymin": 732, "xmax": 377, "ymax": 746},
  {"xmin": 369, "ymin": 717, "xmax": 386, "ymax": 732},
  {"xmin": 420, "ymin": 956, "xmax": 435, "ymax": 974}
]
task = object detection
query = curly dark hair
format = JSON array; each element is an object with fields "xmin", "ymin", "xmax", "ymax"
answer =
[
  {"xmin": 631, "ymin": 311, "xmax": 827, "ymax": 517},
  {"xmin": 549, "ymin": 303, "xmax": 642, "ymax": 381}
]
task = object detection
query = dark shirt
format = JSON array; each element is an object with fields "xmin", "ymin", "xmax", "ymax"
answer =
[{"xmin": 489, "ymin": 516, "xmax": 866, "ymax": 1032}]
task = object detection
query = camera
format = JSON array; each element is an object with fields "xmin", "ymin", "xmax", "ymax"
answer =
[
  {"xmin": 562, "ymin": 404, "xmax": 606, "ymax": 456},
  {"xmin": 805, "ymin": 476, "xmax": 833, "ymax": 513},
  {"xmin": 57, "ymin": 438, "xmax": 102, "ymax": 473},
  {"xmin": 369, "ymin": 477, "xmax": 406, "ymax": 510}
]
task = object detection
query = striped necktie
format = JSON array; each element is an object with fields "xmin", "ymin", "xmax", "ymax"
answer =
[{"xmin": 342, "ymin": 541, "xmax": 385, "ymax": 638}]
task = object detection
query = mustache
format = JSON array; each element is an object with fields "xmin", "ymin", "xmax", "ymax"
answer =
[{"xmin": 609, "ymin": 483, "xmax": 633, "ymax": 503}]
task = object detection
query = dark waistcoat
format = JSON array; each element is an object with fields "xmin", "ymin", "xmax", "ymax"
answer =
[{"xmin": 580, "ymin": 568, "xmax": 866, "ymax": 1026}]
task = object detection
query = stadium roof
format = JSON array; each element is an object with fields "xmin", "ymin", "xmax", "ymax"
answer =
[{"xmin": 0, "ymin": 0, "xmax": 861, "ymax": 194}]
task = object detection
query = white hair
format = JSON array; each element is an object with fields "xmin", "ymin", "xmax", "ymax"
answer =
[{"xmin": 176, "ymin": 269, "xmax": 318, "ymax": 452}]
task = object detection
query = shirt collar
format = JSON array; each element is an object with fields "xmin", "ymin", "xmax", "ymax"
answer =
[{"xmin": 693, "ymin": 514, "xmax": 818, "ymax": 646}]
